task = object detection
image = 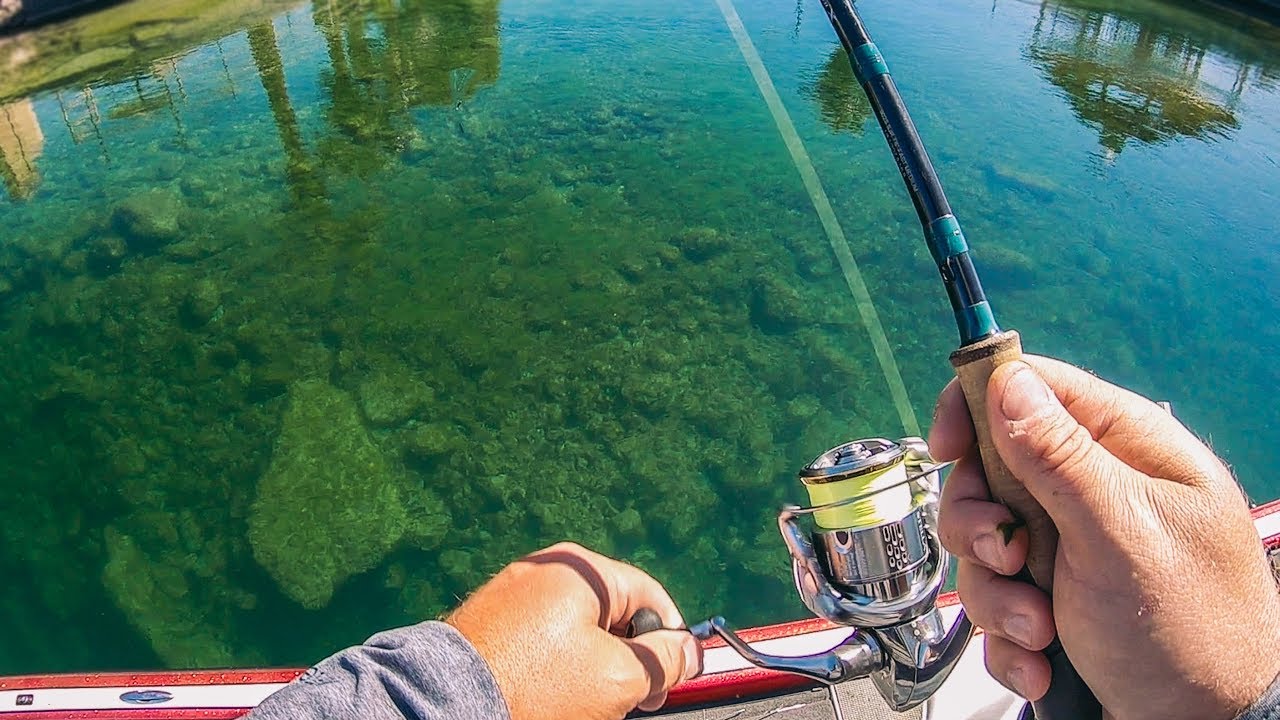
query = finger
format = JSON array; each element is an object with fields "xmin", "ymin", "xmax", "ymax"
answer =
[
  {"xmin": 987, "ymin": 361, "xmax": 1152, "ymax": 529},
  {"xmin": 638, "ymin": 692, "xmax": 669, "ymax": 714},
  {"xmin": 938, "ymin": 453, "xmax": 1029, "ymax": 576},
  {"xmin": 523, "ymin": 542, "xmax": 685, "ymax": 633},
  {"xmin": 956, "ymin": 560, "xmax": 1054, "ymax": 652},
  {"xmin": 1020, "ymin": 356, "xmax": 1222, "ymax": 485},
  {"xmin": 928, "ymin": 377, "xmax": 974, "ymax": 462},
  {"xmin": 606, "ymin": 629, "xmax": 702, "ymax": 712},
  {"xmin": 984, "ymin": 633, "xmax": 1051, "ymax": 702}
]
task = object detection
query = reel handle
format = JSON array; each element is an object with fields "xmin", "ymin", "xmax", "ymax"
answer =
[{"xmin": 949, "ymin": 330, "xmax": 1101, "ymax": 720}]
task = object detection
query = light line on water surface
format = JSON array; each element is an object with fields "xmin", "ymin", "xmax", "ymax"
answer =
[{"xmin": 711, "ymin": 0, "xmax": 920, "ymax": 436}]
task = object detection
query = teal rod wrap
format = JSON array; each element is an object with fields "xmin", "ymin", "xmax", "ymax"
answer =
[
  {"xmin": 926, "ymin": 215, "xmax": 968, "ymax": 264},
  {"xmin": 851, "ymin": 42, "xmax": 889, "ymax": 82},
  {"xmin": 925, "ymin": 215, "xmax": 999, "ymax": 340},
  {"xmin": 958, "ymin": 301, "xmax": 998, "ymax": 344}
]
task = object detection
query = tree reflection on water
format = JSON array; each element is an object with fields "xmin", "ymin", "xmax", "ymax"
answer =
[
  {"xmin": 1024, "ymin": 0, "xmax": 1278, "ymax": 159},
  {"xmin": 804, "ymin": 47, "xmax": 871, "ymax": 136},
  {"xmin": 0, "ymin": 0, "xmax": 501, "ymax": 201}
]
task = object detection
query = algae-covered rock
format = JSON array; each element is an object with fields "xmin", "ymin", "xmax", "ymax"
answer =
[
  {"xmin": 749, "ymin": 276, "xmax": 806, "ymax": 333},
  {"xmin": 113, "ymin": 189, "xmax": 184, "ymax": 250},
  {"xmin": 180, "ymin": 279, "xmax": 222, "ymax": 328},
  {"xmin": 109, "ymin": 437, "xmax": 147, "ymax": 478},
  {"xmin": 248, "ymin": 379, "xmax": 410, "ymax": 609},
  {"xmin": 976, "ymin": 244, "xmax": 1039, "ymax": 290},
  {"xmin": 613, "ymin": 507, "xmax": 643, "ymax": 538},
  {"xmin": 674, "ymin": 226, "xmax": 730, "ymax": 262},
  {"xmin": 404, "ymin": 421, "xmax": 465, "ymax": 459},
  {"xmin": 403, "ymin": 488, "xmax": 450, "ymax": 551},
  {"xmin": 358, "ymin": 370, "xmax": 434, "ymax": 427},
  {"xmin": 102, "ymin": 526, "xmax": 235, "ymax": 667},
  {"xmin": 86, "ymin": 235, "xmax": 129, "ymax": 275}
]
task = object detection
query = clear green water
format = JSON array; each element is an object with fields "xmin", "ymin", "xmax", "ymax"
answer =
[{"xmin": 1, "ymin": 0, "xmax": 1278, "ymax": 674}]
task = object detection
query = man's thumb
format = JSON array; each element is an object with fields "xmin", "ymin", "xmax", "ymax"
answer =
[{"xmin": 987, "ymin": 361, "xmax": 1138, "ymax": 529}]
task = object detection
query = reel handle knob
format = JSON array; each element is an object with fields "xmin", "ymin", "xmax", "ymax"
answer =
[
  {"xmin": 625, "ymin": 608, "xmax": 666, "ymax": 638},
  {"xmin": 949, "ymin": 330, "xmax": 1101, "ymax": 720}
]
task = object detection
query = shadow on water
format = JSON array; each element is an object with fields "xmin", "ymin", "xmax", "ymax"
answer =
[{"xmin": 1026, "ymin": 0, "xmax": 1280, "ymax": 161}]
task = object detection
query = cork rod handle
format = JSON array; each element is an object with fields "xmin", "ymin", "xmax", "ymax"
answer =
[
  {"xmin": 948, "ymin": 330, "xmax": 1101, "ymax": 719},
  {"xmin": 948, "ymin": 330, "xmax": 1057, "ymax": 589}
]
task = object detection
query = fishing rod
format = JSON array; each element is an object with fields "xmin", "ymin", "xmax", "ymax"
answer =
[
  {"xmin": 616, "ymin": 0, "xmax": 1109, "ymax": 713},
  {"xmin": 675, "ymin": 1, "xmax": 1102, "ymax": 718},
  {"xmin": 814, "ymin": 0, "xmax": 1100, "ymax": 717}
]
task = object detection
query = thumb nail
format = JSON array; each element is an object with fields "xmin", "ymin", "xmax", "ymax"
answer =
[
  {"xmin": 1000, "ymin": 363, "xmax": 1055, "ymax": 421},
  {"xmin": 681, "ymin": 634, "xmax": 702, "ymax": 681}
]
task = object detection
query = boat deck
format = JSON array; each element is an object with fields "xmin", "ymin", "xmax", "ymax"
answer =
[{"xmin": 657, "ymin": 680, "xmax": 923, "ymax": 720}]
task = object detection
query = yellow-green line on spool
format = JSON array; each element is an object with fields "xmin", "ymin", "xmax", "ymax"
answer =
[{"xmin": 800, "ymin": 439, "xmax": 914, "ymax": 530}]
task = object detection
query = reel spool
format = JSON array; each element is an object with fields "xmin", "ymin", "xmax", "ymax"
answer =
[
  {"xmin": 780, "ymin": 437, "xmax": 950, "ymax": 629},
  {"xmin": 798, "ymin": 438, "xmax": 933, "ymax": 613}
]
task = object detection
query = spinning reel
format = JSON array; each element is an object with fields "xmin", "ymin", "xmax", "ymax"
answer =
[{"xmin": 698, "ymin": 437, "xmax": 973, "ymax": 711}]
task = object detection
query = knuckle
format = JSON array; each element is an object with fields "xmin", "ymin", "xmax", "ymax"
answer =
[
  {"xmin": 955, "ymin": 565, "xmax": 993, "ymax": 618},
  {"xmin": 982, "ymin": 636, "xmax": 1012, "ymax": 678},
  {"xmin": 1033, "ymin": 417, "xmax": 1099, "ymax": 484},
  {"xmin": 548, "ymin": 540, "xmax": 587, "ymax": 554},
  {"xmin": 936, "ymin": 512, "xmax": 965, "ymax": 554}
]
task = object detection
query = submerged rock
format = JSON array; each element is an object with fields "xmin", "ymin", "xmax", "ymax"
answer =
[
  {"xmin": 101, "ymin": 527, "xmax": 236, "ymax": 667},
  {"xmin": 59, "ymin": 251, "xmax": 89, "ymax": 275},
  {"xmin": 113, "ymin": 189, "xmax": 184, "ymax": 250},
  {"xmin": 975, "ymin": 244, "xmax": 1039, "ymax": 290},
  {"xmin": 358, "ymin": 370, "xmax": 434, "ymax": 427},
  {"xmin": 403, "ymin": 488, "xmax": 450, "ymax": 552},
  {"xmin": 248, "ymin": 380, "xmax": 410, "ymax": 609},
  {"xmin": 86, "ymin": 235, "xmax": 129, "ymax": 275},
  {"xmin": 180, "ymin": 280, "xmax": 222, "ymax": 328},
  {"xmin": 749, "ymin": 276, "xmax": 807, "ymax": 333},
  {"xmin": 404, "ymin": 421, "xmax": 464, "ymax": 459},
  {"xmin": 673, "ymin": 226, "xmax": 730, "ymax": 262},
  {"xmin": 985, "ymin": 162, "xmax": 1061, "ymax": 201}
]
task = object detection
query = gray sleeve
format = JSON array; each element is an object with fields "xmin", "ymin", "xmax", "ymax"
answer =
[
  {"xmin": 246, "ymin": 621, "xmax": 511, "ymax": 720},
  {"xmin": 1237, "ymin": 669, "xmax": 1280, "ymax": 720}
]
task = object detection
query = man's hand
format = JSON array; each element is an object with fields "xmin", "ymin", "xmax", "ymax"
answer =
[
  {"xmin": 931, "ymin": 356, "xmax": 1280, "ymax": 720},
  {"xmin": 447, "ymin": 542, "xmax": 702, "ymax": 720}
]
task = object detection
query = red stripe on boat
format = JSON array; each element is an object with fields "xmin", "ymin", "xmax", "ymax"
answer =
[
  {"xmin": 1, "ymin": 707, "xmax": 249, "ymax": 712},
  {"xmin": 0, "ymin": 671, "xmax": 302, "ymax": 691}
]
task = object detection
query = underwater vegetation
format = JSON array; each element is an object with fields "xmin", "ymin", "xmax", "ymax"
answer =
[{"xmin": 0, "ymin": 0, "xmax": 1278, "ymax": 676}]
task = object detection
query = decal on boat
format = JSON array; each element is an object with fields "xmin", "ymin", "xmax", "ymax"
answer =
[{"xmin": 120, "ymin": 690, "xmax": 174, "ymax": 705}]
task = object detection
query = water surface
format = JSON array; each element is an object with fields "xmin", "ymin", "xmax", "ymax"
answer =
[{"xmin": 1, "ymin": 0, "xmax": 1278, "ymax": 674}]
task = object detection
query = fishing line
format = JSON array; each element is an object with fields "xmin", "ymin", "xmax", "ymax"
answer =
[{"xmin": 712, "ymin": 0, "xmax": 919, "ymax": 437}]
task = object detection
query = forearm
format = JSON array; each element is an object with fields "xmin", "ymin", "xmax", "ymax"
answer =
[{"xmin": 246, "ymin": 621, "xmax": 511, "ymax": 720}]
